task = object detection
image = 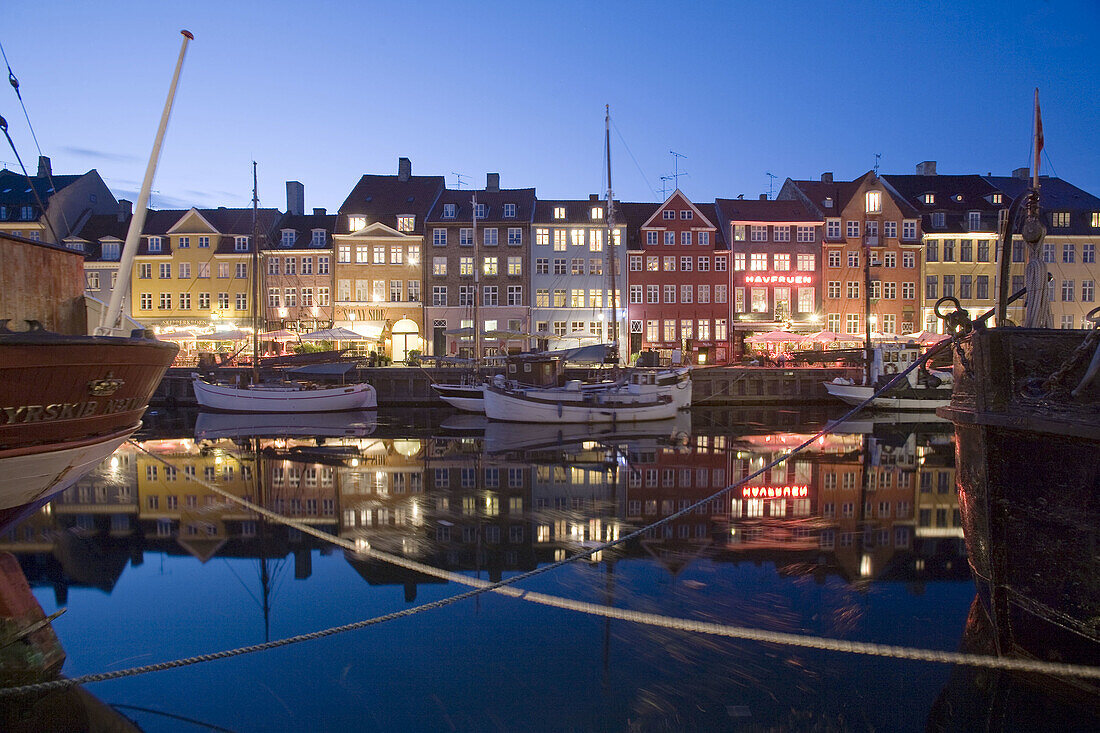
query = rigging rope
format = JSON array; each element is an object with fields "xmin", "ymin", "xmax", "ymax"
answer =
[{"xmin": 3, "ymin": 335, "xmax": 1099, "ymax": 697}]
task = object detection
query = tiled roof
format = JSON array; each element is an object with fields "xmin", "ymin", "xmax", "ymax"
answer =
[
  {"xmin": 533, "ymin": 198, "xmax": 622, "ymax": 224},
  {"xmin": 616, "ymin": 202, "xmax": 660, "ymax": 249},
  {"xmin": 68, "ymin": 213, "xmax": 130, "ymax": 260},
  {"xmin": 713, "ymin": 197, "xmax": 818, "ymax": 223},
  {"xmin": 267, "ymin": 213, "xmax": 338, "ymax": 250},
  {"xmin": 425, "ymin": 187, "xmax": 537, "ymax": 224},
  {"xmin": 0, "ymin": 168, "xmax": 84, "ymax": 211},
  {"xmin": 984, "ymin": 175, "xmax": 1100, "ymax": 235},
  {"xmin": 337, "ymin": 174, "xmax": 445, "ymax": 234},
  {"xmin": 136, "ymin": 207, "xmax": 281, "ymax": 255}
]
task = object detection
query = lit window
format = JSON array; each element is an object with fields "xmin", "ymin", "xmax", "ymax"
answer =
[
  {"xmin": 865, "ymin": 191, "xmax": 882, "ymax": 213},
  {"xmin": 397, "ymin": 216, "xmax": 415, "ymax": 232}
]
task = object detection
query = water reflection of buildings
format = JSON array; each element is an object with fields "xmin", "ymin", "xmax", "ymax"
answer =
[{"xmin": 0, "ymin": 416, "xmax": 967, "ymax": 606}]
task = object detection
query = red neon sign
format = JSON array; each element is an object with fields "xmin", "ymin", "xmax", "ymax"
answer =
[
  {"xmin": 741, "ymin": 485, "xmax": 809, "ymax": 498},
  {"xmin": 744, "ymin": 274, "xmax": 813, "ymax": 285}
]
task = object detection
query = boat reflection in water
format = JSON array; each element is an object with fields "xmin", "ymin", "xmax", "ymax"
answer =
[{"xmin": 0, "ymin": 408, "xmax": 1093, "ymax": 729}]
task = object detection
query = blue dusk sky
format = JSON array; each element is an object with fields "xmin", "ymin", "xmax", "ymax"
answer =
[{"xmin": 4, "ymin": 1, "xmax": 1098, "ymax": 212}]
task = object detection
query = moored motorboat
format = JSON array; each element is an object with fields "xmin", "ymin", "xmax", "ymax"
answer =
[
  {"xmin": 483, "ymin": 378, "xmax": 679, "ymax": 424},
  {"xmin": 823, "ymin": 342, "xmax": 951, "ymax": 410}
]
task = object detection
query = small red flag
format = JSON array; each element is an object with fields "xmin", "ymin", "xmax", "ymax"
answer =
[{"xmin": 1035, "ymin": 88, "xmax": 1044, "ymax": 156}]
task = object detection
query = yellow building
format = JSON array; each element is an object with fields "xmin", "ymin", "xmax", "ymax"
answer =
[{"xmin": 130, "ymin": 207, "xmax": 280, "ymax": 333}]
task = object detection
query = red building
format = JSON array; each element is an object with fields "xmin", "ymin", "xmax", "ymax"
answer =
[
  {"xmin": 713, "ymin": 197, "xmax": 823, "ymax": 358},
  {"xmin": 624, "ymin": 191, "xmax": 731, "ymax": 365}
]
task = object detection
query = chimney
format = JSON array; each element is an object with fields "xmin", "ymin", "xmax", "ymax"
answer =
[
  {"xmin": 37, "ymin": 156, "xmax": 51, "ymax": 178},
  {"xmin": 286, "ymin": 181, "xmax": 305, "ymax": 216},
  {"xmin": 916, "ymin": 161, "xmax": 937, "ymax": 176},
  {"xmin": 820, "ymin": 172, "xmax": 833, "ymax": 183},
  {"xmin": 486, "ymin": 172, "xmax": 500, "ymax": 192},
  {"xmin": 117, "ymin": 199, "xmax": 132, "ymax": 222},
  {"xmin": 398, "ymin": 157, "xmax": 411, "ymax": 182},
  {"xmin": 759, "ymin": 193, "xmax": 768, "ymax": 200},
  {"xmin": 589, "ymin": 193, "xmax": 599, "ymax": 202},
  {"xmin": 1012, "ymin": 167, "xmax": 1030, "ymax": 179},
  {"xmin": 313, "ymin": 207, "xmax": 326, "ymax": 216}
]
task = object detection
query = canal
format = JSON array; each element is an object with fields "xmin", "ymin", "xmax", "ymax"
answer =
[{"xmin": 1, "ymin": 406, "xmax": 1093, "ymax": 731}]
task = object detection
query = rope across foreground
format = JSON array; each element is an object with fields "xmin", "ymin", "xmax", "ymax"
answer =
[{"xmin": 4, "ymin": 335, "xmax": 1099, "ymax": 697}]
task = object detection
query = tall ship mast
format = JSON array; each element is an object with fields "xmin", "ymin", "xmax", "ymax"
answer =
[{"xmin": 604, "ymin": 105, "xmax": 627, "ymax": 366}]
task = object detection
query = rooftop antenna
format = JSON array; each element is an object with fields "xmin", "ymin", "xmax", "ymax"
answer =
[
  {"xmin": 873, "ymin": 153, "xmax": 881, "ymax": 176},
  {"xmin": 451, "ymin": 172, "xmax": 468, "ymax": 189},
  {"xmin": 669, "ymin": 150, "xmax": 687, "ymax": 190},
  {"xmin": 765, "ymin": 172, "xmax": 778, "ymax": 200},
  {"xmin": 658, "ymin": 175, "xmax": 674, "ymax": 199}
]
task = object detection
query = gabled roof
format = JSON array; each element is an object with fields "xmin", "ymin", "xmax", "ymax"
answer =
[
  {"xmin": 337, "ymin": 174, "xmax": 445, "ymax": 234},
  {"xmin": 639, "ymin": 190, "xmax": 716, "ymax": 230},
  {"xmin": 136, "ymin": 207, "xmax": 281, "ymax": 255},
  {"xmin": 268, "ymin": 212, "xmax": 337, "ymax": 250},
  {"xmin": 781, "ymin": 177, "xmax": 861, "ymax": 218},
  {"xmin": 882, "ymin": 174, "xmax": 1002, "ymax": 234},
  {"xmin": 425, "ymin": 187, "xmax": 537, "ymax": 224}
]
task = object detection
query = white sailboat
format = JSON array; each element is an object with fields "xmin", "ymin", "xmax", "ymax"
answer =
[{"xmin": 192, "ymin": 164, "xmax": 376, "ymax": 413}]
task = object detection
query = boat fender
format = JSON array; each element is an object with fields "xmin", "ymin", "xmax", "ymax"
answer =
[{"xmin": 557, "ymin": 402, "xmax": 563, "ymax": 418}]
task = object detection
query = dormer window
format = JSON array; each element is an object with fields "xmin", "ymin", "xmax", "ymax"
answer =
[
  {"xmin": 1051, "ymin": 212, "xmax": 1070, "ymax": 227},
  {"xmin": 310, "ymin": 229, "xmax": 326, "ymax": 247},
  {"xmin": 443, "ymin": 203, "xmax": 456, "ymax": 219},
  {"xmin": 397, "ymin": 215, "xmax": 415, "ymax": 232},
  {"xmin": 865, "ymin": 191, "xmax": 882, "ymax": 214},
  {"xmin": 281, "ymin": 230, "xmax": 295, "ymax": 247},
  {"xmin": 590, "ymin": 206, "xmax": 603, "ymax": 220},
  {"xmin": 475, "ymin": 203, "xmax": 487, "ymax": 219},
  {"xmin": 148, "ymin": 236, "xmax": 162, "ymax": 252},
  {"xmin": 992, "ymin": 193, "xmax": 1003, "ymax": 204},
  {"xmin": 932, "ymin": 212, "xmax": 945, "ymax": 228},
  {"xmin": 662, "ymin": 210, "xmax": 676, "ymax": 220},
  {"xmin": 348, "ymin": 216, "xmax": 367, "ymax": 231},
  {"xmin": 921, "ymin": 193, "xmax": 935, "ymax": 205},
  {"xmin": 823, "ymin": 197, "xmax": 833, "ymax": 208},
  {"xmin": 235, "ymin": 236, "xmax": 250, "ymax": 251},
  {"xmin": 553, "ymin": 206, "xmax": 566, "ymax": 220},
  {"xmin": 102, "ymin": 242, "xmax": 121, "ymax": 261},
  {"xmin": 20, "ymin": 205, "xmax": 34, "ymax": 220},
  {"xmin": 968, "ymin": 211, "xmax": 981, "ymax": 230},
  {"xmin": 954, "ymin": 194, "xmax": 964, "ymax": 203},
  {"xmin": 66, "ymin": 241, "xmax": 84, "ymax": 252},
  {"xmin": 503, "ymin": 203, "xmax": 516, "ymax": 218}
]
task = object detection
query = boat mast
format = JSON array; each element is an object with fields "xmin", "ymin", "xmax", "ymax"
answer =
[
  {"xmin": 864, "ymin": 200, "xmax": 873, "ymax": 386},
  {"xmin": 604, "ymin": 105, "xmax": 627, "ymax": 367},
  {"xmin": 251, "ymin": 161, "xmax": 261, "ymax": 386},
  {"xmin": 98, "ymin": 30, "xmax": 193, "ymax": 336}
]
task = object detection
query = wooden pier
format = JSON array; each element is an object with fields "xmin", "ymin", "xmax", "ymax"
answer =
[{"xmin": 153, "ymin": 364, "xmax": 861, "ymax": 408}]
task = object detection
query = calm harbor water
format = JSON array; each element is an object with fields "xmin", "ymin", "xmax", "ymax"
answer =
[{"xmin": 2, "ymin": 406, "xmax": 1096, "ymax": 731}]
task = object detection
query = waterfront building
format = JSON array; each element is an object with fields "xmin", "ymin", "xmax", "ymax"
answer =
[
  {"xmin": 985, "ymin": 172, "xmax": 1100, "ymax": 330},
  {"xmin": 624, "ymin": 191, "xmax": 731, "ymax": 364},
  {"xmin": 129, "ymin": 206, "xmax": 281, "ymax": 333},
  {"xmin": 530, "ymin": 196, "xmax": 626, "ymax": 351},
  {"xmin": 781, "ymin": 172, "xmax": 923, "ymax": 338},
  {"xmin": 881, "ymin": 164, "xmax": 1004, "ymax": 332},
  {"xmin": 713, "ymin": 196, "xmax": 823, "ymax": 357},
  {"xmin": 264, "ymin": 182, "xmax": 336, "ymax": 334},
  {"xmin": 63, "ymin": 199, "xmax": 134, "ymax": 321},
  {"xmin": 423, "ymin": 174, "xmax": 536, "ymax": 359},
  {"xmin": 334, "ymin": 158, "xmax": 444, "ymax": 362},
  {"xmin": 0, "ymin": 156, "xmax": 117, "ymax": 244}
]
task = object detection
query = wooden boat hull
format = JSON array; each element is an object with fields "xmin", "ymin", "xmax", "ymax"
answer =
[
  {"xmin": 0, "ymin": 334, "xmax": 178, "ymax": 452},
  {"xmin": 938, "ymin": 328, "xmax": 1100, "ymax": 672},
  {"xmin": 483, "ymin": 385, "xmax": 678, "ymax": 424},
  {"xmin": 191, "ymin": 375, "xmax": 377, "ymax": 412},
  {"xmin": 823, "ymin": 380, "xmax": 951, "ymax": 410},
  {"xmin": 431, "ymin": 383, "xmax": 486, "ymax": 412}
]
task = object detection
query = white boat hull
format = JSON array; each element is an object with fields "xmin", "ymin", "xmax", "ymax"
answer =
[
  {"xmin": 483, "ymin": 386, "xmax": 678, "ymax": 424},
  {"xmin": 0, "ymin": 426, "xmax": 135, "ymax": 511},
  {"xmin": 823, "ymin": 381, "xmax": 950, "ymax": 411},
  {"xmin": 192, "ymin": 375, "xmax": 376, "ymax": 412},
  {"xmin": 431, "ymin": 383, "xmax": 486, "ymax": 412}
]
